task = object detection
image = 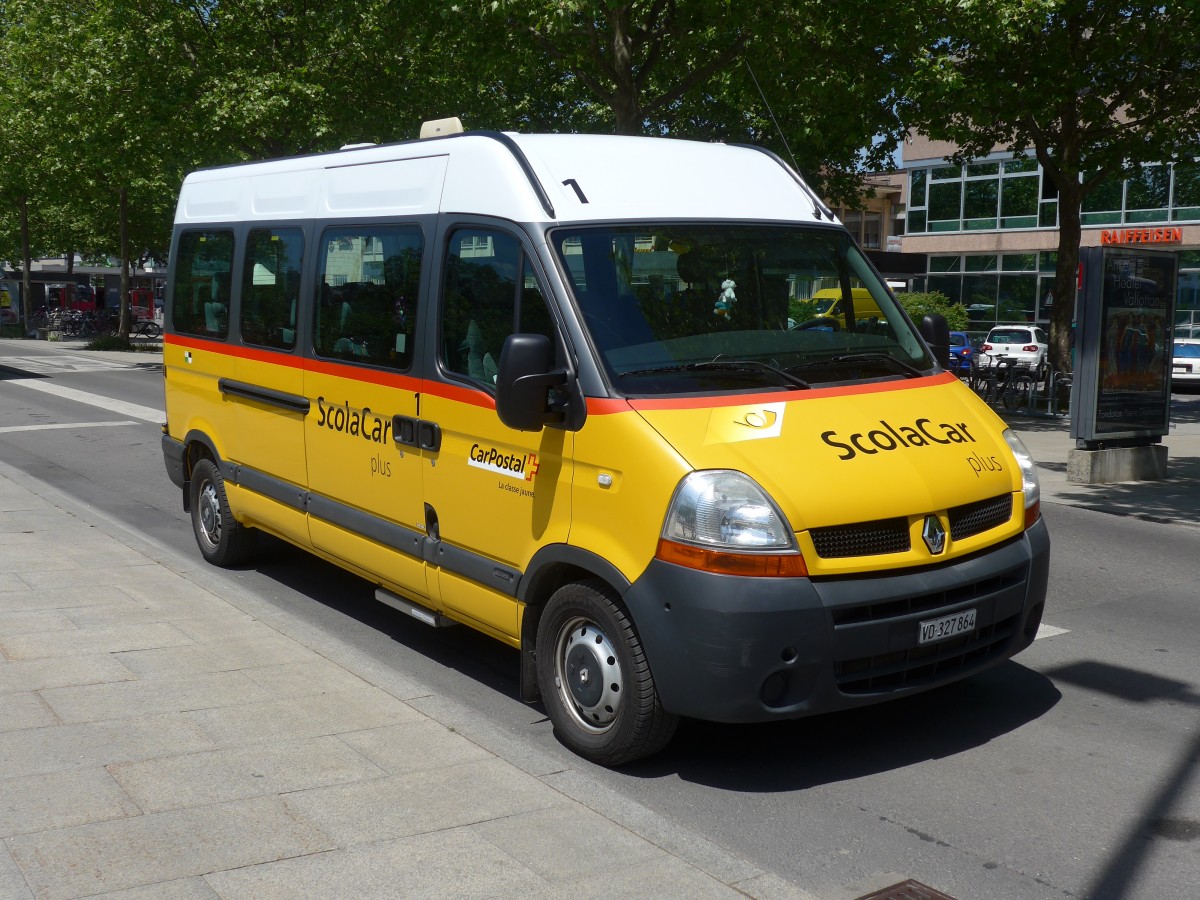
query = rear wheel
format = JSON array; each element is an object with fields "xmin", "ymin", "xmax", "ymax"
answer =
[
  {"xmin": 536, "ymin": 580, "xmax": 677, "ymax": 766},
  {"xmin": 189, "ymin": 458, "xmax": 256, "ymax": 566}
]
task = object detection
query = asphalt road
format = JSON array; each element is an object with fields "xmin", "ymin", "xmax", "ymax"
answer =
[{"xmin": 2, "ymin": 340, "xmax": 1197, "ymax": 899}]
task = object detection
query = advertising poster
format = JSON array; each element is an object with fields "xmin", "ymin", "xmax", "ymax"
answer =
[
  {"xmin": 0, "ymin": 281, "xmax": 21, "ymax": 327},
  {"xmin": 1072, "ymin": 247, "xmax": 1177, "ymax": 445}
]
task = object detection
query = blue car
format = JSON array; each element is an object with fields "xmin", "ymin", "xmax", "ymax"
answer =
[{"xmin": 949, "ymin": 331, "xmax": 975, "ymax": 374}]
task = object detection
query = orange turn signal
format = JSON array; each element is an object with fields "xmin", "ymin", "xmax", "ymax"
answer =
[
  {"xmin": 656, "ymin": 538, "xmax": 808, "ymax": 577},
  {"xmin": 1024, "ymin": 500, "xmax": 1040, "ymax": 530}
]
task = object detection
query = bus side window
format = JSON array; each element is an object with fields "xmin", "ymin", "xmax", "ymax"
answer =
[
  {"xmin": 172, "ymin": 230, "xmax": 234, "ymax": 339},
  {"xmin": 312, "ymin": 225, "xmax": 422, "ymax": 369},
  {"xmin": 241, "ymin": 228, "xmax": 303, "ymax": 351},
  {"xmin": 441, "ymin": 229, "xmax": 555, "ymax": 386}
]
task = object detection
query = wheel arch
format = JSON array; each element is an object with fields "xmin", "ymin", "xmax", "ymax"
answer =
[
  {"xmin": 180, "ymin": 429, "xmax": 224, "ymax": 513},
  {"xmin": 517, "ymin": 544, "xmax": 634, "ymax": 703}
]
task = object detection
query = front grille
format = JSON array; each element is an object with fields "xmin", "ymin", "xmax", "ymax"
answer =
[
  {"xmin": 949, "ymin": 494, "xmax": 1011, "ymax": 540},
  {"xmin": 810, "ymin": 494, "xmax": 1012, "ymax": 561},
  {"xmin": 834, "ymin": 612, "xmax": 1019, "ymax": 694},
  {"xmin": 830, "ymin": 563, "xmax": 1026, "ymax": 627},
  {"xmin": 828, "ymin": 560, "xmax": 1029, "ymax": 694},
  {"xmin": 811, "ymin": 517, "xmax": 910, "ymax": 559}
]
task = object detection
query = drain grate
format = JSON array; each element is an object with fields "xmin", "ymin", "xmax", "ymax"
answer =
[{"xmin": 852, "ymin": 879, "xmax": 958, "ymax": 900}]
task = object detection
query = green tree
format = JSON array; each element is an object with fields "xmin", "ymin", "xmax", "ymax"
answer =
[
  {"xmin": 0, "ymin": 0, "xmax": 202, "ymax": 335},
  {"xmin": 457, "ymin": 1, "xmax": 906, "ymax": 202},
  {"xmin": 898, "ymin": 0, "xmax": 1200, "ymax": 371},
  {"xmin": 188, "ymin": 0, "xmax": 439, "ymax": 159},
  {"xmin": 897, "ymin": 291, "xmax": 968, "ymax": 332}
]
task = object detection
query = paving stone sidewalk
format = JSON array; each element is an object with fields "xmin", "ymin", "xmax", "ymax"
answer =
[{"xmin": 0, "ymin": 463, "xmax": 814, "ymax": 900}]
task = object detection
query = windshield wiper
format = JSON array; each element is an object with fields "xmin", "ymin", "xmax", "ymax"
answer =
[
  {"xmin": 620, "ymin": 358, "xmax": 811, "ymax": 389},
  {"xmin": 791, "ymin": 352, "xmax": 925, "ymax": 378}
]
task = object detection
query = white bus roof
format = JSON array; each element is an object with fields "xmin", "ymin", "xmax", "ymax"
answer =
[{"xmin": 174, "ymin": 132, "xmax": 836, "ymax": 228}]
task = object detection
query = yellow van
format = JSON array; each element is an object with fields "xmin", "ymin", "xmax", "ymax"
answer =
[
  {"xmin": 162, "ymin": 123, "xmax": 1049, "ymax": 766},
  {"xmin": 809, "ymin": 286, "xmax": 887, "ymax": 327}
]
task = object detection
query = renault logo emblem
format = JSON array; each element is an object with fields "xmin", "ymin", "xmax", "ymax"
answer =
[{"xmin": 922, "ymin": 516, "xmax": 947, "ymax": 555}]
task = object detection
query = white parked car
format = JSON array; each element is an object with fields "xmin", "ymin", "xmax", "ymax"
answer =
[
  {"xmin": 980, "ymin": 325, "xmax": 1048, "ymax": 370},
  {"xmin": 1171, "ymin": 338, "xmax": 1200, "ymax": 389}
]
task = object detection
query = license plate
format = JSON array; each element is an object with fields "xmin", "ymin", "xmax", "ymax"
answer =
[{"xmin": 919, "ymin": 609, "xmax": 977, "ymax": 644}]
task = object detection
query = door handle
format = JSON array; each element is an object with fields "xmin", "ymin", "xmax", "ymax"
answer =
[
  {"xmin": 417, "ymin": 420, "xmax": 441, "ymax": 452},
  {"xmin": 392, "ymin": 416, "xmax": 442, "ymax": 453}
]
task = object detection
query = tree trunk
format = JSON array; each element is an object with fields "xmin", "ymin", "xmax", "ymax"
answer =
[
  {"xmin": 19, "ymin": 196, "xmax": 32, "ymax": 332},
  {"xmin": 1049, "ymin": 180, "xmax": 1084, "ymax": 375},
  {"xmin": 119, "ymin": 187, "xmax": 130, "ymax": 338},
  {"xmin": 608, "ymin": 5, "xmax": 641, "ymax": 134}
]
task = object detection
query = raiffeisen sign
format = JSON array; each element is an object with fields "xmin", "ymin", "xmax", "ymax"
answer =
[{"xmin": 1099, "ymin": 227, "xmax": 1183, "ymax": 245}]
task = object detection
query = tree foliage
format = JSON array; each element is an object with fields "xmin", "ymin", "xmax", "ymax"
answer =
[
  {"xmin": 897, "ymin": 291, "xmax": 969, "ymax": 332},
  {"xmin": 449, "ymin": 1, "xmax": 907, "ymax": 201},
  {"xmin": 896, "ymin": 0, "xmax": 1200, "ymax": 370}
]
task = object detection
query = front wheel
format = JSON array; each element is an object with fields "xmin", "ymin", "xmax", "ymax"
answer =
[
  {"xmin": 536, "ymin": 580, "xmax": 677, "ymax": 766},
  {"xmin": 189, "ymin": 458, "xmax": 256, "ymax": 566}
]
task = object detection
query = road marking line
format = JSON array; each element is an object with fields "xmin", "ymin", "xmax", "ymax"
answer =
[
  {"xmin": 0, "ymin": 421, "xmax": 139, "ymax": 433},
  {"xmin": 1036, "ymin": 624, "xmax": 1069, "ymax": 640},
  {"xmin": 0, "ymin": 355, "xmax": 133, "ymax": 373},
  {"xmin": 7, "ymin": 378, "xmax": 163, "ymax": 423}
]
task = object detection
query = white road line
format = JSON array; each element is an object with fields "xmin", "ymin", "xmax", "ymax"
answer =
[
  {"xmin": 1036, "ymin": 624, "xmax": 1069, "ymax": 640},
  {"xmin": 0, "ymin": 354, "xmax": 133, "ymax": 373},
  {"xmin": 0, "ymin": 421, "xmax": 139, "ymax": 434},
  {"xmin": 8, "ymin": 378, "xmax": 163, "ymax": 423}
]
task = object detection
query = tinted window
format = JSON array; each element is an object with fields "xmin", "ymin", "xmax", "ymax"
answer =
[
  {"xmin": 241, "ymin": 228, "xmax": 302, "ymax": 351},
  {"xmin": 441, "ymin": 228, "xmax": 554, "ymax": 386},
  {"xmin": 551, "ymin": 224, "xmax": 930, "ymax": 395},
  {"xmin": 171, "ymin": 230, "xmax": 234, "ymax": 339},
  {"xmin": 313, "ymin": 225, "xmax": 422, "ymax": 369},
  {"xmin": 989, "ymin": 328, "xmax": 1033, "ymax": 343}
]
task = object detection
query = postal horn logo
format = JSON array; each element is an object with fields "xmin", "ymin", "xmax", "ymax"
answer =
[{"xmin": 734, "ymin": 409, "xmax": 778, "ymax": 429}]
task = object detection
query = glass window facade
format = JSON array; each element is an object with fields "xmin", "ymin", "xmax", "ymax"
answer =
[
  {"xmin": 909, "ymin": 158, "xmax": 1200, "ymax": 234},
  {"xmin": 926, "ymin": 252, "xmax": 1059, "ymax": 332}
]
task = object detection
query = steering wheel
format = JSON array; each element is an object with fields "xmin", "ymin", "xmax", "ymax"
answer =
[{"xmin": 792, "ymin": 317, "xmax": 842, "ymax": 332}]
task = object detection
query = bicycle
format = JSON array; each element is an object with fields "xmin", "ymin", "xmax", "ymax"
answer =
[
  {"xmin": 131, "ymin": 318, "xmax": 162, "ymax": 338},
  {"xmin": 1001, "ymin": 364, "xmax": 1038, "ymax": 413},
  {"xmin": 972, "ymin": 355, "xmax": 1038, "ymax": 412}
]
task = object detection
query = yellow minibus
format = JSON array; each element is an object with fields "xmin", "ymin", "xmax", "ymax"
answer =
[{"xmin": 162, "ymin": 123, "xmax": 1049, "ymax": 765}]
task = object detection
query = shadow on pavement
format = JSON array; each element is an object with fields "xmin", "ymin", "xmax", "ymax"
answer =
[
  {"xmin": 625, "ymin": 661, "xmax": 1060, "ymax": 790},
  {"xmin": 1037, "ymin": 458, "xmax": 1200, "ymax": 526},
  {"xmin": 1044, "ymin": 661, "xmax": 1200, "ymax": 899}
]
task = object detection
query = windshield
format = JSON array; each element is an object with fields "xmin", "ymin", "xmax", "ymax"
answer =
[
  {"xmin": 988, "ymin": 328, "xmax": 1033, "ymax": 344},
  {"xmin": 1174, "ymin": 342, "xmax": 1200, "ymax": 359},
  {"xmin": 551, "ymin": 224, "xmax": 931, "ymax": 395}
]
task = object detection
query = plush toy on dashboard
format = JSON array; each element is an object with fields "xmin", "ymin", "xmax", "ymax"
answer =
[{"xmin": 714, "ymin": 279, "xmax": 737, "ymax": 318}]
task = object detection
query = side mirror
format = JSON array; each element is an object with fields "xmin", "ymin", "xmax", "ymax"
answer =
[
  {"xmin": 920, "ymin": 314, "xmax": 951, "ymax": 371},
  {"xmin": 496, "ymin": 333, "xmax": 568, "ymax": 432}
]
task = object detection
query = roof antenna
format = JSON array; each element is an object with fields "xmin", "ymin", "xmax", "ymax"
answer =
[
  {"xmin": 743, "ymin": 58, "xmax": 826, "ymax": 220},
  {"xmin": 744, "ymin": 59, "xmax": 798, "ymax": 171}
]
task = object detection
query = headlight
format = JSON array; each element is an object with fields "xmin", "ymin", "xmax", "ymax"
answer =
[
  {"xmin": 657, "ymin": 471, "xmax": 806, "ymax": 577},
  {"xmin": 1003, "ymin": 429, "xmax": 1041, "ymax": 523},
  {"xmin": 663, "ymin": 470, "xmax": 793, "ymax": 549}
]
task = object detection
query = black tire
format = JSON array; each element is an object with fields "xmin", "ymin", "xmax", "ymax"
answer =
[
  {"xmin": 1003, "ymin": 375, "xmax": 1035, "ymax": 412},
  {"xmin": 536, "ymin": 580, "xmax": 678, "ymax": 766},
  {"xmin": 189, "ymin": 458, "xmax": 256, "ymax": 566}
]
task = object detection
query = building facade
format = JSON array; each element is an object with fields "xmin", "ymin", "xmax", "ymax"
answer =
[{"xmin": 897, "ymin": 135, "xmax": 1200, "ymax": 334}]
